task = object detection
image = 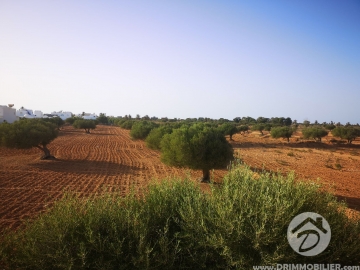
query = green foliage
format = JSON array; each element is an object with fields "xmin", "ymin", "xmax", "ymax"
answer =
[
  {"xmin": 256, "ymin": 116, "xmax": 269, "ymax": 124},
  {"xmin": 1, "ymin": 165, "xmax": 359, "ymax": 269},
  {"xmin": 217, "ymin": 123, "xmax": 238, "ymax": 140},
  {"xmin": 302, "ymin": 127, "xmax": 328, "ymax": 142},
  {"xmin": 324, "ymin": 124, "xmax": 336, "ymax": 130},
  {"xmin": 251, "ymin": 124, "xmax": 265, "ymax": 134},
  {"xmin": 332, "ymin": 126, "xmax": 360, "ymax": 144},
  {"xmin": 303, "ymin": 120, "xmax": 310, "ymax": 127},
  {"xmin": 73, "ymin": 120, "xmax": 96, "ymax": 133},
  {"xmin": 145, "ymin": 126, "xmax": 173, "ymax": 150},
  {"xmin": 96, "ymin": 113, "xmax": 109, "ymax": 124},
  {"xmin": 120, "ymin": 120, "xmax": 134, "ymax": 130},
  {"xmin": 160, "ymin": 124, "xmax": 233, "ymax": 181},
  {"xmin": 270, "ymin": 126, "xmax": 293, "ymax": 142},
  {"xmin": 0, "ymin": 119, "xmax": 58, "ymax": 158},
  {"xmin": 43, "ymin": 117, "xmax": 65, "ymax": 130},
  {"xmin": 237, "ymin": 125, "xmax": 249, "ymax": 135},
  {"xmin": 65, "ymin": 116, "xmax": 82, "ymax": 125},
  {"xmin": 130, "ymin": 121, "xmax": 159, "ymax": 140}
]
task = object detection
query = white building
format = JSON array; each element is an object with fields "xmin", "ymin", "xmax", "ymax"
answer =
[
  {"xmin": 51, "ymin": 111, "xmax": 73, "ymax": 120},
  {"xmin": 0, "ymin": 104, "xmax": 18, "ymax": 123},
  {"xmin": 16, "ymin": 107, "xmax": 44, "ymax": 118},
  {"xmin": 78, "ymin": 113, "xmax": 97, "ymax": 120}
]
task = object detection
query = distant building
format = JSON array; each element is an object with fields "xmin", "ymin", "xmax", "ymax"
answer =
[
  {"xmin": 78, "ymin": 113, "xmax": 97, "ymax": 120},
  {"xmin": 0, "ymin": 105, "xmax": 18, "ymax": 123},
  {"xmin": 16, "ymin": 107, "xmax": 43, "ymax": 118},
  {"xmin": 51, "ymin": 111, "xmax": 72, "ymax": 120}
]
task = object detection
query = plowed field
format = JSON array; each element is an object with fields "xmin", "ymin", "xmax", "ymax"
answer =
[
  {"xmin": 0, "ymin": 125, "xmax": 359, "ymax": 229},
  {"xmin": 0, "ymin": 125, "xmax": 225, "ymax": 229}
]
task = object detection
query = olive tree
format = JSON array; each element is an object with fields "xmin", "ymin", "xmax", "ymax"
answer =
[
  {"xmin": 218, "ymin": 123, "xmax": 238, "ymax": 140},
  {"xmin": 97, "ymin": 113, "xmax": 109, "ymax": 124},
  {"xmin": 145, "ymin": 126, "xmax": 173, "ymax": 150},
  {"xmin": 160, "ymin": 124, "xmax": 233, "ymax": 182},
  {"xmin": 270, "ymin": 126, "xmax": 293, "ymax": 142},
  {"xmin": 130, "ymin": 121, "xmax": 158, "ymax": 140},
  {"xmin": 73, "ymin": 120, "xmax": 96, "ymax": 133},
  {"xmin": 43, "ymin": 117, "xmax": 65, "ymax": 130},
  {"xmin": 237, "ymin": 125, "xmax": 249, "ymax": 135},
  {"xmin": 251, "ymin": 124, "xmax": 265, "ymax": 135},
  {"xmin": 302, "ymin": 127, "xmax": 328, "ymax": 142},
  {"xmin": 0, "ymin": 119, "xmax": 58, "ymax": 159},
  {"xmin": 332, "ymin": 127, "xmax": 360, "ymax": 144}
]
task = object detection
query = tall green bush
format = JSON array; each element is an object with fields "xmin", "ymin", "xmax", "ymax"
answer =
[
  {"xmin": 130, "ymin": 121, "xmax": 158, "ymax": 140},
  {"xmin": 1, "ymin": 165, "xmax": 359, "ymax": 269},
  {"xmin": 332, "ymin": 126, "xmax": 360, "ymax": 144},
  {"xmin": 160, "ymin": 123, "xmax": 233, "ymax": 182},
  {"xmin": 302, "ymin": 127, "xmax": 328, "ymax": 142},
  {"xmin": 270, "ymin": 126, "xmax": 293, "ymax": 142},
  {"xmin": 145, "ymin": 126, "xmax": 173, "ymax": 150}
]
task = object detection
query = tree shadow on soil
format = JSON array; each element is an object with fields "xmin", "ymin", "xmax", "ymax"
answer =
[
  {"xmin": 31, "ymin": 159, "xmax": 140, "ymax": 176},
  {"xmin": 336, "ymin": 195, "xmax": 360, "ymax": 212}
]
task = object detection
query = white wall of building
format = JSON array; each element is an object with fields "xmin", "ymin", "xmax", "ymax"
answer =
[
  {"xmin": 0, "ymin": 105, "xmax": 18, "ymax": 123},
  {"xmin": 51, "ymin": 111, "xmax": 72, "ymax": 120}
]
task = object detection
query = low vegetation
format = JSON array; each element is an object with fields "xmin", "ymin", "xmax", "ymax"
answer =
[{"xmin": 1, "ymin": 164, "xmax": 359, "ymax": 269}]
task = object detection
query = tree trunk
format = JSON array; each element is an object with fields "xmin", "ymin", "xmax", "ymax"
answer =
[
  {"xmin": 36, "ymin": 145, "xmax": 55, "ymax": 160},
  {"xmin": 201, "ymin": 169, "xmax": 210, "ymax": 183},
  {"xmin": 287, "ymin": 137, "xmax": 290, "ymax": 143},
  {"xmin": 230, "ymin": 134, "xmax": 233, "ymax": 141}
]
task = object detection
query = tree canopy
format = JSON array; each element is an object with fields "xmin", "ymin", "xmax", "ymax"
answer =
[
  {"xmin": 0, "ymin": 119, "xmax": 58, "ymax": 159},
  {"xmin": 130, "ymin": 121, "xmax": 158, "ymax": 140},
  {"xmin": 217, "ymin": 123, "xmax": 238, "ymax": 140},
  {"xmin": 73, "ymin": 120, "xmax": 96, "ymax": 133},
  {"xmin": 160, "ymin": 124, "xmax": 233, "ymax": 182},
  {"xmin": 332, "ymin": 127, "xmax": 360, "ymax": 144},
  {"xmin": 145, "ymin": 126, "xmax": 173, "ymax": 150},
  {"xmin": 302, "ymin": 127, "xmax": 328, "ymax": 142},
  {"xmin": 97, "ymin": 113, "xmax": 109, "ymax": 124},
  {"xmin": 270, "ymin": 126, "xmax": 293, "ymax": 142}
]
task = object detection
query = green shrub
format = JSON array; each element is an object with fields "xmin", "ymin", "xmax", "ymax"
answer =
[
  {"xmin": 130, "ymin": 121, "xmax": 158, "ymax": 140},
  {"xmin": 270, "ymin": 126, "xmax": 293, "ymax": 142},
  {"xmin": 1, "ymin": 165, "xmax": 359, "ymax": 268},
  {"xmin": 0, "ymin": 119, "xmax": 58, "ymax": 159},
  {"xmin": 324, "ymin": 124, "xmax": 336, "ymax": 130},
  {"xmin": 217, "ymin": 123, "xmax": 238, "ymax": 140},
  {"xmin": 120, "ymin": 120, "xmax": 134, "ymax": 130},
  {"xmin": 145, "ymin": 126, "xmax": 173, "ymax": 150},
  {"xmin": 237, "ymin": 125, "xmax": 249, "ymax": 135},
  {"xmin": 73, "ymin": 119, "xmax": 96, "ymax": 133},
  {"xmin": 332, "ymin": 126, "xmax": 360, "ymax": 144},
  {"xmin": 302, "ymin": 127, "xmax": 328, "ymax": 142},
  {"xmin": 160, "ymin": 123, "xmax": 234, "ymax": 182},
  {"xmin": 251, "ymin": 124, "xmax": 265, "ymax": 135}
]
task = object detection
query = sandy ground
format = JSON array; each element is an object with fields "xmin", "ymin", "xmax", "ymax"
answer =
[{"xmin": 0, "ymin": 125, "xmax": 359, "ymax": 229}]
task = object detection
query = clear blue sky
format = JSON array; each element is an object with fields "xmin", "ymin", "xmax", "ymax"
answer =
[{"xmin": 1, "ymin": 0, "xmax": 359, "ymax": 123}]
